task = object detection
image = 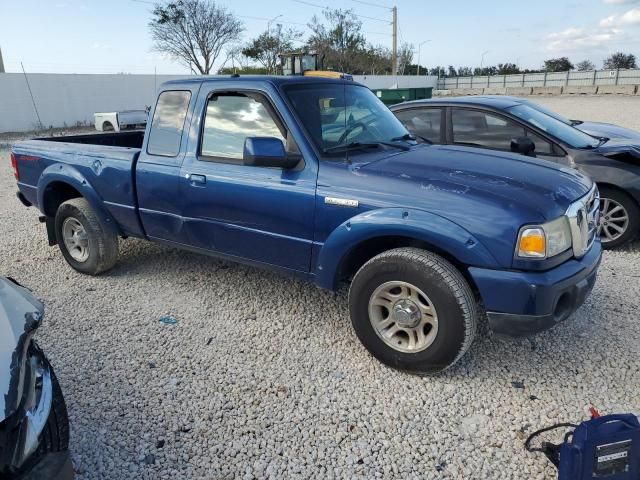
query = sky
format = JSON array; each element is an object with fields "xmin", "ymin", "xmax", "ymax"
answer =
[{"xmin": 1, "ymin": 0, "xmax": 639, "ymax": 74}]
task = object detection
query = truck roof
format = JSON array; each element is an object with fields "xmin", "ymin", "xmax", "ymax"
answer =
[{"xmin": 161, "ymin": 75, "xmax": 358, "ymax": 89}]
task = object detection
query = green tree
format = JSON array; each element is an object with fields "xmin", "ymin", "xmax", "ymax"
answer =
[
  {"xmin": 543, "ymin": 57, "xmax": 574, "ymax": 72},
  {"xmin": 576, "ymin": 59, "xmax": 595, "ymax": 71},
  {"xmin": 242, "ymin": 25, "xmax": 302, "ymax": 74},
  {"xmin": 149, "ymin": 0, "xmax": 244, "ymax": 75},
  {"xmin": 496, "ymin": 63, "xmax": 520, "ymax": 75},
  {"xmin": 603, "ymin": 52, "xmax": 637, "ymax": 69}
]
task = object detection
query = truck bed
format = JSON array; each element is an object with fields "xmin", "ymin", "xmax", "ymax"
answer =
[
  {"xmin": 13, "ymin": 134, "xmax": 144, "ymax": 237},
  {"xmin": 39, "ymin": 131, "xmax": 144, "ymax": 149}
]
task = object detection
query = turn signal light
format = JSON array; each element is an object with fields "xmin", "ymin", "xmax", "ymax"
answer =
[{"xmin": 518, "ymin": 227, "xmax": 546, "ymax": 258}]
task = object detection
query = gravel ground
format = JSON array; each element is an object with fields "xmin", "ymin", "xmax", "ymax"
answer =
[{"xmin": 2, "ymin": 96, "xmax": 640, "ymax": 479}]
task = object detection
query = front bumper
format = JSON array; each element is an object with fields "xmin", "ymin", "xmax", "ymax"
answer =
[
  {"xmin": 469, "ymin": 241, "xmax": 602, "ymax": 337},
  {"xmin": 18, "ymin": 451, "xmax": 74, "ymax": 480}
]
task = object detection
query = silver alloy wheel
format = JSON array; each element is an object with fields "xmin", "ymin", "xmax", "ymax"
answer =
[
  {"xmin": 62, "ymin": 217, "xmax": 90, "ymax": 262},
  {"xmin": 368, "ymin": 281, "xmax": 438, "ymax": 353},
  {"xmin": 598, "ymin": 197, "xmax": 629, "ymax": 243}
]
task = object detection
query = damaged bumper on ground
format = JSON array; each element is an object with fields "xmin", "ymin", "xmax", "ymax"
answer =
[{"xmin": 0, "ymin": 277, "xmax": 73, "ymax": 480}]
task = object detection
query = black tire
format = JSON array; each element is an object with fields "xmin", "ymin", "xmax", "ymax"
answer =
[
  {"xmin": 598, "ymin": 186, "xmax": 640, "ymax": 249},
  {"xmin": 54, "ymin": 197, "xmax": 119, "ymax": 275},
  {"xmin": 37, "ymin": 357, "xmax": 70, "ymax": 455},
  {"xmin": 102, "ymin": 121, "xmax": 114, "ymax": 131},
  {"xmin": 348, "ymin": 247, "xmax": 477, "ymax": 374}
]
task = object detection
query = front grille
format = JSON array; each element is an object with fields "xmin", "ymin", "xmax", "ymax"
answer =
[{"xmin": 566, "ymin": 184, "xmax": 600, "ymax": 258}]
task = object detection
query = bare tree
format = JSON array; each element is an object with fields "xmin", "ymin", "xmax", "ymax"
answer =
[
  {"xmin": 149, "ymin": 0, "xmax": 244, "ymax": 74},
  {"xmin": 397, "ymin": 42, "xmax": 414, "ymax": 75}
]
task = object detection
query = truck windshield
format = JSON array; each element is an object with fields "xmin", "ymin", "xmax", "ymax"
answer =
[
  {"xmin": 506, "ymin": 104, "xmax": 599, "ymax": 149},
  {"xmin": 284, "ymin": 83, "xmax": 413, "ymax": 154}
]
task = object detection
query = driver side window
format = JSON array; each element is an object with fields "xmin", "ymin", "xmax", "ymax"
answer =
[
  {"xmin": 200, "ymin": 92, "xmax": 287, "ymax": 164},
  {"xmin": 452, "ymin": 108, "xmax": 525, "ymax": 151}
]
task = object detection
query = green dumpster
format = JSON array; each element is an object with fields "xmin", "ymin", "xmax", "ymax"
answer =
[{"xmin": 372, "ymin": 87, "xmax": 433, "ymax": 106}]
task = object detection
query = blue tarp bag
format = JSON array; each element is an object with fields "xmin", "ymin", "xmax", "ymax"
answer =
[{"xmin": 526, "ymin": 411, "xmax": 640, "ymax": 479}]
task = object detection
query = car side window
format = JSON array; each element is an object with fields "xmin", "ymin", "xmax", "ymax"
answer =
[
  {"xmin": 200, "ymin": 93, "xmax": 286, "ymax": 164},
  {"xmin": 394, "ymin": 108, "xmax": 442, "ymax": 143},
  {"xmin": 526, "ymin": 130, "xmax": 556, "ymax": 155},
  {"xmin": 147, "ymin": 90, "xmax": 192, "ymax": 157},
  {"xmin": 452, "ymin": 108, "xmax": 526, "ymax": 151}
]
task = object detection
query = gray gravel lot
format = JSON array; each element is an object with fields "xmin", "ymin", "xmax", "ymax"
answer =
[{"xmin": 2, "ymin": 96, "xmax": 640, "ymax": 479}]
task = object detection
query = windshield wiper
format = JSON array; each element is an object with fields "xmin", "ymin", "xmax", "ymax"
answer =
[
  {"xmin": 324, "ymin": 141, "xmax": 410, "ymax": 153},
  {"xmin": 570, "ymin": 119, "xmax": 584, "ymax": 126},
  {"xmin": 391, "ymin": 133, "xmax": 432, "ymax": 145}
]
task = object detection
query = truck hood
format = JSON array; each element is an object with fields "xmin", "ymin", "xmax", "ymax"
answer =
[
  {"xmin": 0, "ymin": 278, "xmax": 43, "ymax": 422},
  {"xmin": 356, "ymin": 144, "xmax": 592, "ymax": 220},
  {"xmin": 577, "ymin": 121, "xmax": 640, "ymax": 141}
]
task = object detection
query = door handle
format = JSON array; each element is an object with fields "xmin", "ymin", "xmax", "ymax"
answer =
[{"xmin": 187, "ymin": 174, "xmax": 206, "ymax": 186}]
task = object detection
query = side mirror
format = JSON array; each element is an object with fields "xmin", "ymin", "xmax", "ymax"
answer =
[
  {"xmin": 243, "ymin": 137, "xmax": 298, "ymax": 169},
  {"xmin": 510, "ymin": 136, "xmax": 536, "ymax": 156}
]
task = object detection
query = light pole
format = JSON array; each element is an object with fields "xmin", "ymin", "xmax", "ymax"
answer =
[
  {"xmin": 267, "ymin": 14, "xmax": 282, "ymax": 35},
  {"xmin": 416, "ymin": 40, "xmax": 431, "ymax": 76},
  {"xmin": 480, "ymin": 50, "xmax": 490, "ymax": 71}
]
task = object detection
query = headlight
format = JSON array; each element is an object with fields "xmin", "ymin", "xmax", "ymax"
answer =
[{"xmin": 516, "ymin": 216, "xmax": 572, "ymax": 259}]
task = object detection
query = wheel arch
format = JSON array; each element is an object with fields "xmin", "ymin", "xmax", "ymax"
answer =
[
  {"xmin": 597, "ymin": 182, "xmax": 640, "ymax": 209},
  {"xmin": 315, "ymin": 208, "xmax": 499, "ymax": 291},
  {"xmin": 37, "ymin": 164, "xmax": 122, "ymax": 236}
]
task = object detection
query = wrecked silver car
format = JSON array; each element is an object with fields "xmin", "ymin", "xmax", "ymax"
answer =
[{"xmin": 0, "ymin": 277, "xmax": 73, "ymax": 480}]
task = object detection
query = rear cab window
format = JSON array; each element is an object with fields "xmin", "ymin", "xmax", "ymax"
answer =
[{"xmin": 147, "ymin": 90, "xmax": 192, "ymax": 157}]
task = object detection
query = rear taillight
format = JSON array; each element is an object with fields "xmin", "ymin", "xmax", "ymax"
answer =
[{"xmin": 10, "ymin": 152, "xmax": 19, "ymax": 181}]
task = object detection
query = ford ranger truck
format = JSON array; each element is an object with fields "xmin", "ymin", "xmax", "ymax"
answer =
[{"xmin": 12, "ymin": 76, "xmax": 602, "ymax": 374}]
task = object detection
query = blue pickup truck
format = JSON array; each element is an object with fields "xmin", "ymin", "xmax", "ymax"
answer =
[{"xmin": 12, "ymin": 76, "xmax": 601, "ymax": 373}]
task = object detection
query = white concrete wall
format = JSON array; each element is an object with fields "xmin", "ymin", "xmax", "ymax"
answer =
[
  {"xmin": 0, "ymin": 73, "xmax": 187, "ymax": 133},
  {"xmin": 0, "ymin": 73, "xmax": 438, "ymax": 133},
  {"xmin": 353, "ymin": 74, "xmax": 438, "ymax": 90}
]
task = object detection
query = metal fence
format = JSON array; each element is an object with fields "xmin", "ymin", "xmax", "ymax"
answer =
[{"xmin": 437, "ymin": 69, "xmax": 640, "ymax": 90}]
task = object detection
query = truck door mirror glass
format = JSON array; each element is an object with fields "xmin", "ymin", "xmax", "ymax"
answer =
[
  {"xmin": 243, "ymin": 137, "xmax": 298, "ymax": 169},
  {"xmin": 511, "ymin": 136, "xmax": 536, "ymax": 156}
]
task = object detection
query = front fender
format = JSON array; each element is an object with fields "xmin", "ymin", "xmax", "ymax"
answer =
[
  {"xmin": 314, "ymin": 208, "xmax": 500, "ymax": 290},
  {"xmin": 37, "ymin": 163, "xmax": 121, "ymax": 235}
]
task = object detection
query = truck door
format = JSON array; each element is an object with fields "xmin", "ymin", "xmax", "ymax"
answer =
[
  {"xmin": 136, "ymin": 86, "xmax": 199, "ymax": 245},
  {"xmin": 179, "ymin": 83, "xmax": 318, "ymax": 272}
]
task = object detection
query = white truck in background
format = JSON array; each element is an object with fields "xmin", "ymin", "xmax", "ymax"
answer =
[{"xmin": 94, "ymin": 109, "xmax": 148, "ymax": 132}]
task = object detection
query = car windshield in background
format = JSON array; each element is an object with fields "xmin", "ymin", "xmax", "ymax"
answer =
[
  {"xmin": 518, "ymin": 99, "xmax": 573, "ymax": 125},
  {"xmin": 284, "ymin": 83, "xmax": 412, "ymax": 154},
  {"xmin": 507, "ymin": 104, "xmax": 599, "ymax": 149}
]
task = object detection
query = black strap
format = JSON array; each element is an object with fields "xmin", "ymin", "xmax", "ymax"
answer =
[{"xmin": 524, "ymin": 423, "xmax": 578, "ymax": 468}]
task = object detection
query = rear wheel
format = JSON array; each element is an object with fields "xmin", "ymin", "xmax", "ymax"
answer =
[
  {"xmin": 55, "ymin": 198, "xmax": 119, "ymax": 275},
  {"xmin": 598, "ymin": 186, "xmax": 639, "ymax": 248},
  {"xmin": 348, "ymin": 247, "xmax": 477, "ymax": 374}
]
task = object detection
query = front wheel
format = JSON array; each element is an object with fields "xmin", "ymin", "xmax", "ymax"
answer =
[
  {"xmin": 598, "ymin": 186, "xmax": 640, "ymax": 249},
  {"xmin": 348, "ymin": 248, "xmax": 477, "ymax": 374}
]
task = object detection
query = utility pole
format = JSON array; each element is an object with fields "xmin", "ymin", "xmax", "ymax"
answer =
[
  {"xmin": 0, "ymin": 46, "xmax": 5, "ymax": 73},
  {"xmin": 391, "ymin": 6, "xmax": 397, "ymax": 75}
]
